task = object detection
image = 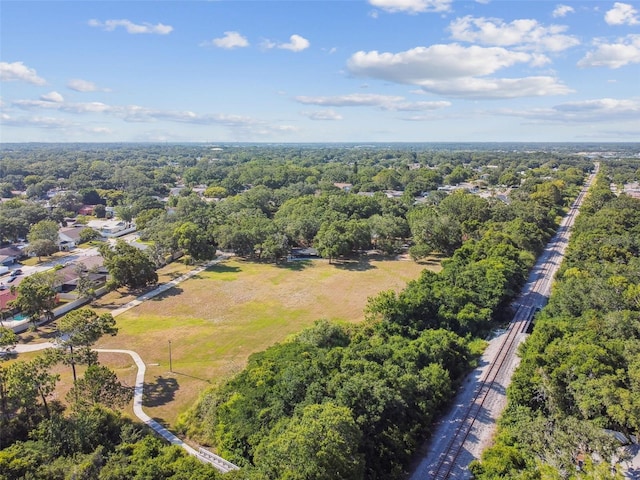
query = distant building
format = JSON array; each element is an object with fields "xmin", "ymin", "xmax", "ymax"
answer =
[
  {"xmin": 384, "ymin": 190, "xmax": 404, "ymax": 198},
  {"xmin": 86, "ymin": 219, "xmax": 134, "ymax": 237},
  {"xmin": 333, "ymin": 183, "xmax": 353, "ymax": 192},
  {"xmin": 78, "ymin": 204, "xmax": 96, "ymax": 216}
]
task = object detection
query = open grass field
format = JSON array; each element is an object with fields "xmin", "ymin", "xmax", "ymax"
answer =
[{"xmin": 91, "ymin": 254, "xmax": 439, "ymax": 427}]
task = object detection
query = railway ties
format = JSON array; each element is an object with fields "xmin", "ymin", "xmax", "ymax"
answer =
[
  {"xmin": 416, "ymin": 169, "xmax": 598, "ymax": 479},
  {"xmin": 429, "ymin": 313, "xmax": 527, "ymax": 479}
]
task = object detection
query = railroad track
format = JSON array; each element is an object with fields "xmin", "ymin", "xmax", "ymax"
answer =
[
  {"xmin": 428, "ymin": 302, "xmax": 534, "ymax": 479},
  {"xmin": 421, "ymin": 167, "xmax": 598, "ymax": 479}
]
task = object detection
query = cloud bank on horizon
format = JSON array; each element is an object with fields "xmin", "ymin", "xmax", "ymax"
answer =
[{"xmin": 1, "ymin": 0, "xmax": 639, "ymax": 142}]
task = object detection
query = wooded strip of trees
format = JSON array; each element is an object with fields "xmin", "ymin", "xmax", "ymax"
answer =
[{"xmin": 472, "ymin": 167, "xmax": 640, "ymax": 480}]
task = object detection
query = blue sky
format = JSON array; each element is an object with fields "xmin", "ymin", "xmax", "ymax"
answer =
[{"xmin": 1, "ymin": 0, "xmax": 639, "ymax": 143}]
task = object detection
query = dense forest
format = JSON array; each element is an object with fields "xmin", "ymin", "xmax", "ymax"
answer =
[
  {"xmin": 471, "ymin": 166, "xmax": 640, "ymax": 479},
  {"xmin": 1, "ymin": 143, "xmax": 638, "ymax": 479}
]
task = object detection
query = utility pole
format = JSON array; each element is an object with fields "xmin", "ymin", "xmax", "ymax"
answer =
[{"xmin": 168, "ymin": 340, "xmax": 173, "ymax": 372}]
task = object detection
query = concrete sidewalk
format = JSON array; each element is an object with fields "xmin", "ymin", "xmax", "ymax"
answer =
[{"xmin": 8, "ymin": 253, "xmax": 239, "ymax": 473}]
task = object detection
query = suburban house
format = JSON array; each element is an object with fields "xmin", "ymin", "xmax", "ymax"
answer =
[
  {"xmin": 333, "ymin": 182, "xmax": 353, "ymax": 192},
  {"xmin": 0, "ymin": 274, "xmax": 23, "ymax": 313},
  {"xmin": 53, "ymin": 255, "xmax": 108, "ymax": 295},
  {"xmin": 0, "ymin": 287, "xmax": 19, "ymax": 313},
  {"xmin": 289, "ymin": 247, "xmax": 320, "ymax": 260},
  {"xmin": 86, "ymin": 219, "xmax": 134, "ymax": 237},
  {"xmin": 58, "ymin": 225, "xmax": 90, "ymax": 251},
  {"xmin": 0, "ymin": 245, "xmax": 24, "ymax": 266},
  {"xmin": 78, "ymin": 205, "xmax": 96, "ymax": 216}
]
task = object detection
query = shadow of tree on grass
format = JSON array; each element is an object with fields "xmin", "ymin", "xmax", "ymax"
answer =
[
  {"xmin": 144, "ymin": 375, "xmax": 179, "ymax": 407},
  {"xmin": 275, "ymin": 259, "xmax": 313, "ymax": 271},
  {"xmin": 334, "ymin": 259, "xmax": 377, "ymax": 271},
  {"xmin": 150, "ymin": 286, "xmax": 184, "ymax": 301},
  {"xmin": 205, "ymin": 264, "xmax": 241, "ymax": 274}
]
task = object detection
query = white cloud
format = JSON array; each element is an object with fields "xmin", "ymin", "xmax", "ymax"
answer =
[
  {"xmin": 202, "ymin": 31, "xmax": 250, "ymax": 49},
  {"xmin": 280, "ymin": 34, "xmax": 310, "ymax": 52},
  {"xmin": 0, "ymin": 114, "xmax": 74, "ymax": 129},
  {"xmin": 368, "ymin": 0, "xmax": 452, "ymax": 14},
  {"xmin": 40, "ymin": 91, "xmax": 64, "ymax": 103},
  {"xmin": 300, "ymin": 109, "xmax": 344, "ymax": 120},
  {"xmin": 449, "ymin": 16, "xmax": 579, "ymax": 52},
  {"xmin": 349, "ymin": 44, "xmax": 532, "ymax": 82},
  {"xmin": 419, "ymin": 76, "xmax": 573, "ymax": 99},
  {"xmin": 605, "ymin": 2, "xmax": 639, "ymax": 25},
  {"xmin": 498, "ymin": 98, "xmax": 640, "ymax": 123},
  {"xmin": 267, "ymin": 34, "xmax": 310, "ymax": 52},
  {"xmin": 296, "ymin": 93, "xmax": 405, "ymax": 107},
  {"xmin": 578, "ymin": 34, "xmax": 640, "ymax": 68},
  {"xmin": 392, "ymin": 100, "xmax": 452, "ymax": 111},
  {"xmin": 67, "ymin": 79, "xmax": 102, "ymax": 92},
  {"xmin": 85, "ymin": 127, "xmax": 112, "ymax": 135},
  {"xmin": 8, "ymin": 94, "xmax": 296, "ymax": 137},
  {"xmin": 347, "ymin": 44, "xmax": 572, "ymax": 99},
  {"xmin": 88, "ymin": 19, "xmax": 173, "ymax": 34},
  {"xmin": 295, "ymin": 93, "xmax": 451, "ymax": 110},
  {"xmin": 13, "ymin": 99, "xmax": 112, "ymax": 114},
  {"xmin": 552, "ymin": 5, "xmax": 575, "ymax": 18},
  {"xmin": 260, "ymin": 39, "xmax": 277, "ymax": 50},
  {"xmin": 0, "ymin": 61, "xmax": 46, "ymax": 85},
  {"xmin": 555, "ymin": 98, "xmax": 640, "ymax": 115}
]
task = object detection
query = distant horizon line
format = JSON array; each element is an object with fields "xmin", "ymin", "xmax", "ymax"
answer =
[{"xmin": 2, "ymin": 141, "xmax": 639, "ymax": 146}]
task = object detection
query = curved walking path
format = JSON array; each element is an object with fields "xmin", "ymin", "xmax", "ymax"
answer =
[
  {"xmin": 95, "ymin": 348, "xmax": 239, "ymax": 473},
  {"xmin": 9, "ymin": 254, "xmax": 239, "ymax": 473}
]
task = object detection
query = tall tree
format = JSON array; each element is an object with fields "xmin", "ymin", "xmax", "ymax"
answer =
[
  {"xmin": 26, "ymin": 219, "xmax": 60, "ymax": 258},
  {"xmin": 253, "ymin": 403, "xmax": 364, "ymax": 480},
  {"xmin": 67, "ymin": 365, "xmax": 133, "ymax": 410},
  {"xmin": 6, "ymin": 352, "xmax": 59, "ymax": 421},
  {"xmin": 0, "ymin": 327, "xmax": 18, "ymax": 357},
  {"xmin": 99, "ymin": 240, "xmax": 158, "ymax": 291},
  {"xmin": 57, "ymin": 309, "xmax": 117, "ymax": 383},
  {"xmin": 27, "ymin": 219, "xmax": 59, "ymax": 245},
  {"xmin": 9, "ymin": 270, "xmax": 59, "ymax": 328},
  {"xmin": 173, "ymin": 221, "xmax": 217, "ymax": 261},
  {"xmin": 314, "ymin": 222, "xmax": 350, "ymax": 263}
]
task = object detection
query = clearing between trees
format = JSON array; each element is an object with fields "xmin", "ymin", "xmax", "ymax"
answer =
[{"xmin": 93, "ymin": 255, "xmax": 434, "ymax": 426}]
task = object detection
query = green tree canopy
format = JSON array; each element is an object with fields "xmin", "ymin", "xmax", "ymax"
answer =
[
  {"xmin": 57, "ymin": 309, "xmax": 117, "ymax": 382},
  {"xmin": 99, "ymin": 240, "xmax": 158, "ymax": 290},
  {"xmin": 253, "ymin": 403, "xmax": 364, "ymax": 480},
  {"xmin": 9, "ymin": 270, "xmax": 59, "ymax": 327}
]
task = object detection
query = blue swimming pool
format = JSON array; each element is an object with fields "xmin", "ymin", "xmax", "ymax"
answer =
[{"xmin": 5, "ymin": 313, "xmax": 29, "ymax": 323}]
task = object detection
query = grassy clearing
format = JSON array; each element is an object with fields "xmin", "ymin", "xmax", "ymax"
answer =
[
  {"xmin": 93, "ymin": 255, "xmax": 437, "ymax": 426},
  {"xmin": 14, "ymin": 255, "xmax": 438, "ymax": 427}
]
